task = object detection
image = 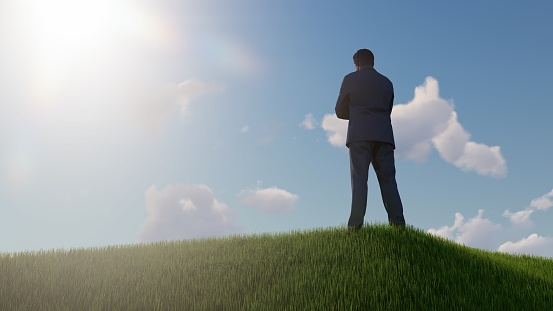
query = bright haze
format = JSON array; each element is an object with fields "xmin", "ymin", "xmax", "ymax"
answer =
[{"xmin": 1, "ymin": 1, "xmax": 552, "ymax": 257}]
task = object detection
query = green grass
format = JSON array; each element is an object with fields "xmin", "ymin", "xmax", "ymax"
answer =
[{"xmin": 1, "ymin": 225, "xmax": 552, "ymax": 310}]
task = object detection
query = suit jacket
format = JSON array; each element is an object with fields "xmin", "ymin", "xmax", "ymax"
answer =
[{"xmin": 335, "ymin": 67, "xmax": 395, "ymax": 148}]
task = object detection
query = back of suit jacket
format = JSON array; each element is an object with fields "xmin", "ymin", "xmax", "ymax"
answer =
[{"xmin": 335, "ymin": 67, "xmax": 395, "ymax": 148}]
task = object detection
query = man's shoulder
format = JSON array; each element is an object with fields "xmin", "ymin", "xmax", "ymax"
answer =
[
  {"xmin": 343, "ymin": 69, "xmax": 367, "ymax": 81},
  {"xmin": 343, "ymin": 71, "xmax": 357, "ymax": 80},
  {"xmin": 344, "ymin": 68, "xmax": 393, "ymax": 86},
  {"xmin": 372, "ymin": 70, "xmax": 393, "ymax": 90},
  {"xmin": 373, "ymin": 69, "xmax": 391, "ymax": 80}
]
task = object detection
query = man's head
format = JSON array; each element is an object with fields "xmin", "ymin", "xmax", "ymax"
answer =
[{"xmin": 353, "ymin": 49, "xmax": 374, "ymax": 70}]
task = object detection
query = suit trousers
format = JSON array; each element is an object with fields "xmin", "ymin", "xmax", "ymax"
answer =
[{"xmin": 348, "ymin": 141, "xmax": 405, "ymax": 227}]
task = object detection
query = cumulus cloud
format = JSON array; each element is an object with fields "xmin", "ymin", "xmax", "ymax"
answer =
[
  {"xmin": 392, "ymin": 77, "xmax": 454, "ymax": 162},
  {"xmin": 502, "ymin": 209, "xmax": 534, "ymax": 228},
  {"xmin": 321, "ymin": 114, "xmax": 347, "ymax": 147},
  {"xmin": 140, "ymin": 184, "xmax": 240, "ymax": 242},
  {"xmin": 431, "ymin": 188, "xmax": 553, "ymax": 257},
  {"xmin": 427, "ymin": 212, "xmax": 465, "ymax": 239},
  {"xmin": 393, "ymin": 77, "xmax": 507, "ymax": 178},
  {"xmin": 432, "ymin": 113, "xmax": 506, "ymax": 178},
  {"xmin": 300, "ymin": 113, "xmax": 317, "ymax": 130},
  {"xmin": 499, "ymin": 234, "xmax": 553, "ymax": 258},
  {"xmin": 428, "ymin": 209, "xmax": 502, "ymax": 250},
  {"xmin": 530, "ymin": 189, "xmax": 553, "ymax": 211},
  {"xmin": 240, "ymin": 186, "xmax": 299, "ymax": 213},
  {"xmin": 503, "ymin": 188, "xmax": 553, "ymax": 227},
  {"xmin": 321, "ymin": 77, "xmax": 507, "ymax": 178}
]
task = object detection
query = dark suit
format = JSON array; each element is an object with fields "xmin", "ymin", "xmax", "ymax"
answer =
[{"xmin": 335, "ymin": 67, "xmax": 405, "ymax": 227}]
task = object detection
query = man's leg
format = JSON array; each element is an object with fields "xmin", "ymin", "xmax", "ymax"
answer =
[
  {"xmin": 348, "ymin": 142, "xmax": 371, "ymax": 228},
  {"xmin": 371, "ymin": 142, "xmax": 406, "ymax": 225}
]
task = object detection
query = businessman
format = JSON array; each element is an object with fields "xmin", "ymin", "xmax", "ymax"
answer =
[{"xmin": 335, "ymin": 49, "xmax": 406, "ymax": 229}]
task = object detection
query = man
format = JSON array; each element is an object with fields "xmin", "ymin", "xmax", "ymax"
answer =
[{"xmin": 335, "ymin": 49, "xmax": 406, "ymax": 229}]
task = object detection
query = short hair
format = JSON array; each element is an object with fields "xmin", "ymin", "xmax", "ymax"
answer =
[{"xmin": 353, "ymin": 49, "xmax": 374, "ymax": 67}]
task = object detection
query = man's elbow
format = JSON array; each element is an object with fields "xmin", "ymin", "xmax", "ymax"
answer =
[{"xmin": 335, "ymin": 109, "xmax": 349, "ymax": 120}]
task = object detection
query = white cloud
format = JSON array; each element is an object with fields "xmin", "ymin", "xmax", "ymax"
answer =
[
  {"xmin": 321, "ymin": 77, "xmax": 507, "ymax": 178},
  {"xmin": 140, "ymin": 184, "xmax": 240, "ymax": 242},
  {"xmin": 427, "ymin": 212, "xmax": 464, "ymax": 239},
  {"xmin": 503, "ymin": 188, "xmax": 553, "ymax": 227},
  {"xmin": 499, "ymin": 234, "xmax": 553, "ymax": 258},
  {"xmin": 321, "ymin": 114, "xmax": 347, "ymax": 147},
  {"xmin": 392, "ymin": 77, "xmax": 454, "ymax": 162},
  {"xmin": 431, "ymin": 188, "xmax": 553, "ymax": 258},
  {"xmin": 393, "ymin": 77, "xmax": 507, "ymax": 178},
  {"xmin": 300, "ymin": 113, "xmax": 317, "ymax": 130},
  {"xmin": 452, "ymin": 142, "xmax": 506, "ymax": 178},
  {"xmin": 240, "ymin": 125, "xmax": 249, "ymax": 133},
  {"xmin": 429, "ymin": 112, "xmax": 469, "ymax": 163},
  {"xmin": 530, "ymin": 189, "xmax": 553, "ymax": 211},
  {"xmin": 428, "ymin": 209, "xmax": 501, "ymax": 250},
  {"xmin": 240, "ymin": 186, "xmax": 299, "ymax": 213},
  {"xmin": 502, "ymin": 209, "xmax": 534, "ymax": 228},
  {"xmin": 456, "ymin": 210, "xmax": 502, "ymax": 249},
  {"xmin": 432, "ymin": 112, "xmax": 507, "ymax": 178}
]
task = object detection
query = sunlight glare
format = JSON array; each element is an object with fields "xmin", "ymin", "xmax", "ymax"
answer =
[
  {"xmin": 22, "ymin": 0, "xmax": 171, "ymax": 112},
  {"xmin": 6, "ymin": 0, "xmax": 178, "ymax": 156}
]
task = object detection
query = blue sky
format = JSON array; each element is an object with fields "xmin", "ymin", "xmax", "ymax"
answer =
[{"xmin": 1, "ymin": 0, "xmax": 552, "ymax": 257}]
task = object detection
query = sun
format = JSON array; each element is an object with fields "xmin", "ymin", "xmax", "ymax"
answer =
[
  {"xmin": 17, "ymin": 0, "xmax": 170, "ymax": 109},
  {"xmin": 27, "ymin": 0, "xmax": 118, "ymax": 87},
  {"xmin": 4, "ymin": 0, "xmax": 177, "ymax": 150}
]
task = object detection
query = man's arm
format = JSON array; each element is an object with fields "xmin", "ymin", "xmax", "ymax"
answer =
[
  {"xmin": 335, "ymin": 77, "xmax": 350, "ymax": 120},
  {"xmin": 388, "ymin": 82, "xmax": 395, "ymax": 114}
]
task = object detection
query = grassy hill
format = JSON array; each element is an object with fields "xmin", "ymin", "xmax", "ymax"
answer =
[{"xmin": 1, "ymin": 225, "xmax": 552, "ymax": 310}]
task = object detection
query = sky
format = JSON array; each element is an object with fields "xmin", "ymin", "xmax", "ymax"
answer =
[{"xmin": 1, "ymin": 0, "xmax": 552, "ymax": 257}]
